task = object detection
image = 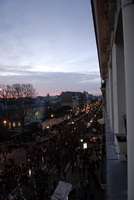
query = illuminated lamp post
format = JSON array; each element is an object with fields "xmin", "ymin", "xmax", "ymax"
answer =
[
  {"xmin": 28, "ymin": 168, "xmax": 32, "ymax": 176},
  {"xmin": 80, "ymin": 138, "xmax": 83, "ymax": 149},
  {"xmin": 46, "ymin": 125, "xmax": 50, "ymax": 137},
  {"xmin": 51, "ymin": 114, "xmax": 54, "ymax": 118},
  {"xmin": 42, "ymin": 156, "xmax": 44, "ymax": 162},
  {"xmin": 3, "ymin": 120, "xmax": 7, "ymax": 127},
  {"xmin": 80, "ymin": 139, "xmax": 83, "ymax": 142}
]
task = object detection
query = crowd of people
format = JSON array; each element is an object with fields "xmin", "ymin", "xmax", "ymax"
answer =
[{"xmin": 0, "ymin": 101, "xmax": 105, "ymax": 200}]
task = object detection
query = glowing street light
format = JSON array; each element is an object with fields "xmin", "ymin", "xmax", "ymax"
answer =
[
  {"xmin": 28, "ymin": 169, "xmax": 32, "ymax": 176},
  {"xmin": 42, "ymin": 156, "xmax": 44, "ymax": 162},
  {"xmin": 3, "ymin": 120, "xmax": 7, "ymax": 126},
  {"xmin": 83, "ymin": 143, "xmax": 87, "ymax": 149}
]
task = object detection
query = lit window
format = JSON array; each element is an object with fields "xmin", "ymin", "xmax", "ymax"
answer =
[
  {"xmin": 9, "ymin": 122, "xmax": 11, "ymax": 128},
  {"xmin": 18, "ymin": 122, "xmax": 21, "ymax": 127},
  {"xmin": 13, "ymin": 122, "xmax": 16, "ymax": 127},
  {"xmin": 35, "ymin": 111, "xmax": 39, "ymax": 116},
  {"xmin": 83, "ymin": 143, "xmax": 87, "ymax": 149}
]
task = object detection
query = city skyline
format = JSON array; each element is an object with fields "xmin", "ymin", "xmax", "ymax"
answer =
[{"xmin": 0, "ymin": 0, "xmax": 101, "ymax": 96}]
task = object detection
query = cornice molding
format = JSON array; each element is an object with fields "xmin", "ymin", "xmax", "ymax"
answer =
[{"xmin": 121, "ymin": 0, "xmax": 134, "ymax": 8}]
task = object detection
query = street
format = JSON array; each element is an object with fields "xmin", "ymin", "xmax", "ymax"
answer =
[{"xmin": 0, "ymin": 101, "xmax": 106, "ymax": 200}]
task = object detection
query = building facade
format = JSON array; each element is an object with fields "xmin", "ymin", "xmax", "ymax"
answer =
[
  {"xmin": 61, "ymin": 92, "xmax": 84, "ymax": 111},
  {"xmin": 0, "ymin": 97, "xmax": 45, "ymax": 129},
  {"xmin": 91, "ymin": 0, "xmax": 134, "ymax": 199}
]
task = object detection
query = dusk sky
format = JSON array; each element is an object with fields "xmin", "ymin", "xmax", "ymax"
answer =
[{"xmin": 0, "ymin": 0, "xmax": 101, "ymax": 96}]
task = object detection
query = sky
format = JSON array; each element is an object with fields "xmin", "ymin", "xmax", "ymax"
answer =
[{"xmin": 0, "ymin": 0, "xmax": 101, "ymax": 96}]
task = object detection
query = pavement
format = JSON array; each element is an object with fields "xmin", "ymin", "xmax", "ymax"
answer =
[
  {"xmin": 66, "ymin": 155, "xmax": 106, "ymax": 200},
  {"xmin": 105, "ymin": 113, "xmax": 127, "ymax": 200},
  {"xmin": 47, "ymin": 152, "xmax": 106, "ymax": 200}
]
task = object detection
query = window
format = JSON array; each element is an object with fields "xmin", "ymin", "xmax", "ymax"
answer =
[{"xmin": 18, "ymin": 122, "xmax": 21, "ymax": 127}]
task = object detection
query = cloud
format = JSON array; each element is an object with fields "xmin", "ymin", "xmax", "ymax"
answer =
[
  {"xmin": 0, "ymin": 68, "xmax": 101, "ymax": 95},
  {"xmin": 0, "ymin": 0, "xmax": 101, "ymax": 96},
  {"xmin": 0, "ymin": 0, "xmax": 98, "ymax": 73}
]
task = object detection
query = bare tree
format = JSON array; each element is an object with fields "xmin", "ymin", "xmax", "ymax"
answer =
[
  {"xmin": 0, "ymin": 83, "xmax": 37, "ymax": 133},
  {"xmin": 0, "ymin": 84, "xmax": 14, "ymax": 128}
]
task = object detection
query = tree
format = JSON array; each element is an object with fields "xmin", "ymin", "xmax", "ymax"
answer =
[
  {"xmin": 0, "ymin": 84, "xmax": 15, "ymax": 129},
  {"xmin": 0, "ymin": 83, "xmax": 37, "ymax": 133}
]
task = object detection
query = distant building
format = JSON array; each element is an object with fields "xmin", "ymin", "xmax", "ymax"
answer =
[
  {"xmin": 60, "ymin": 91, "xmax": 88, "ymax": 112},
  {"xmin": 0, "ymin": 97, "xmax": 45, "ymax": 129},
  {"xmin": 61, "ymin": 92, "xmax": 78, "ymax": 110}
]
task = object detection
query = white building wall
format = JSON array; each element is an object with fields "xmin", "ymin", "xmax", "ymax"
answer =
[
  {"xmin": 111, "ymin": 43, "xmax": 126, "ymax": 135},
  {"xmin": 116, "ymin": 44, "xmax": 126, "ymax": 134},
  {"xmin": 107, "ymin": 66, "xmax": 114, "ymax": 131},
  {"xmin": 112, "ymin": 44, "xmax": 118, "ymax": 134},
  {"xmin": 122, "ymin": 2, "xmax": 134, "ymax": 199},
  {"xmin": 106, "ymin": 76, "xmax": 110, "ymax": 117}
]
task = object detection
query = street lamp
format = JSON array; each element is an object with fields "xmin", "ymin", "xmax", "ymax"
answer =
[
  {"xmin": 80, "ymin": 139, "xmax": 83, "ymax": 142},
  {"xmin": 3, "ymin": 120, "xmax": 7, "ymax": 127},
  {"xmin": 42, "ymin": 156, "xmax": 44, "ymax": 162},
  {"xmin": 28, "ymin": 169, "xmax": 32, "ymax": 176}
]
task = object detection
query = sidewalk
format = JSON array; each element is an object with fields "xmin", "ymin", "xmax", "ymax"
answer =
[{"xmin": 65, "ymin": 154, "xmax": 106, "ymax": 200}]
